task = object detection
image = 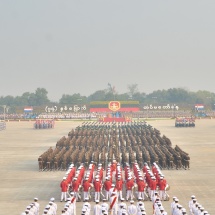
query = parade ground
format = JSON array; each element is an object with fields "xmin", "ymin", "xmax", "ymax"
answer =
[{"xmin": 0, "ymin": 119, "xmax": 215, "ymax": 215}]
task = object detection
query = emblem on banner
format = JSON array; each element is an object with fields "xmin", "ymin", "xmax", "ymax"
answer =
[{"xmin": 109, "ymin": 101, "xmax": 121, "ymax": 112}]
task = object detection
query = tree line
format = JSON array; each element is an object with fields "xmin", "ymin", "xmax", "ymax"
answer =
[{"xmin": 0, "ymin": 85, "xmax": 215, "ymax": 110}]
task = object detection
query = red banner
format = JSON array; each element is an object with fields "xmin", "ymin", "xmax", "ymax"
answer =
[{"xmin": 110, "ymin": 196, "xmax": 117, "ymax": 210}]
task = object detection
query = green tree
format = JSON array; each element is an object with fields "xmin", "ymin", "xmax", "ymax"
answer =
[
  {"xmin": 35, "ymin": 88, "xmax": 49, "ymax": 105},
  {"xmin": 105, "ymin": 91, "xmax": 116, "ymax": 101},
  {"xmin": 1, "ymin": 95, "xmax": 15, "ymax": 106},
  {"xmin": 28, "ymin": 93, "xmax": 37, "ymax": 106},
  {"xmin": 127, "ymin": 84, "xmax": 138, "ymax": 98},
  {"xmin": 88, "ymin": 90, "xmax": 106, "ymax": 101},
  {"xmin": 59, "ymin": 93, "xmax": 86, "ymax": 104},
  {"xmin": 132, "ymin": 92, "xmax": 146, "ymax": 103},
  {"xmin": 115, "ymin": 93, "xmax": 130, "ymax": 101},
  {"xmin": 166, "ymin": 88, "xmax": 190, "ymax": 103},
  {"xmin": 14, "ymin": 92, "xmax": 34, "ymax": 106},
  {"xmin": 147, "ymin": 88, "xmax": 191, "ymax": 104}
]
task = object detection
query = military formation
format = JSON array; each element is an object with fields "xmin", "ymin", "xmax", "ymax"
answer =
[
  {"xmin": 175, "ymin": 117, "xmax": 195, "ymax": 127},
  {"xmin": 188, "ymin": 195, "xmax": 209, "ymax": 215},
  {"xmin": 59, "ymin": 161, "xmax": 170, "ymax": 215},
  {"xmin": 170, "ymin": 195, "xmax": 210, "ymax": 215},
  {"xmin": 20, "ymin": 160, "xmax": 211, "ymax": 215},
  {"xmin": 58, "ymin": 161, "xmax": 210, "ymax": 215},
  {"xmin": 21, "ymin": 197, "xmax": 58, "ymax": 215},
  {"xmin": 34, "ymin": 120, "xmax": 55, "ymax": 129},
  {"xmin": 38, "ymin": 122, "xmax": 190, "ymax": 171},
  {"xmin": 23, "ymin": 118, "xmax": 213, "ymax": 215},
  {"xmin": 60, "ymin": 161, "xmax": 169, "ymax": 202},
  {"xmin": 21, "ymin": 197, "xmax": 40, "ymax": 215}
]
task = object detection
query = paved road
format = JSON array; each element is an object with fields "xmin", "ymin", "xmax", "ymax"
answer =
[{"xmin": 0, "ymin": 119, "xmax": 214, "ymax": 215}]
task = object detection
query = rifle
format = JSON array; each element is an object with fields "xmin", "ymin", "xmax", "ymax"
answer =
[
  {"xmin": 88, "ymin": 185, "xmax": 92, "ymax": 200},
  {"xmin": 100, "ymin": 183, "xmax": 105, "ymax": 198},
  {"xmin": 144, "ymin": 188, "xmax": 150, "ymax": 200},
  {"xmin": 100, "ymin": 191, "xmax": 105, "ymax": 198},
  {"xmin": 165, "ymin": 183, "xmax": 170, "ymax": 191},
  {"xmin": 67, "ymin": 185, "xmax": 72, "ymax": 197},
  {"xmin": 164, "ymin": 185, "xmax": 170, "ymax": 201},
  {"xmin": 76, "ymin": 185, "xmax": 82, "ymax": 201},
  {"xmin": 131, "ymin": 185, "xmax": 135, "ymax": 200},
  {"xmin": 164, "ymin": 190, "xmax": 170, "ymax": 201}
]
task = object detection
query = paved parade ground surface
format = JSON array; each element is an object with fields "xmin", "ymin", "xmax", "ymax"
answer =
[{"xmin": 0, "ymin": 119, "xmax": 215, "ymax": 215}]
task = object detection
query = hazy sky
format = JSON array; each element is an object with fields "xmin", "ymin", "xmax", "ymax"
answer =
[{"xmin": 0, "ymin": 1, "xmax": 215, "ymax": 101}]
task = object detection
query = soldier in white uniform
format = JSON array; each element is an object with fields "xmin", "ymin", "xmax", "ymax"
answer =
[
  {"xmin": 93, "ymin": 200, "xmax": 102, "ymax": 215},
  {"xmin": 64, "ymin": 205, "xmax": 71, "ymax": 215},
  {"xmin": 137, "ymin": 206, "xmax": 146, "ymax": 215},
  {"xmin": 63, "ymin": 207, "xmax": 70, "ymax": 215},
  {"xmin": 176, "ymin": 204, "xmax": 183, "ymax": 215},
  {"xmin": 121, "ymin": 209, "xmax": 128, "ymax": 215},
  {"xmin": 172, "ymin": 198, "xmax": 179, "ymax": 215},
  {"xmin": 50, "ymin": 198, "xmax": 57, "ymax": 215},
  {"xmin": 110, "ymin": 191, "xmax": 118, "ymax": 215},
  {"xmin": 101, "ymin": 199, "xmax": 109, "ymax": 213},
  {"xmin": 152, "ymin": 192, "xmax": 159, "ymax": 205},
  {"xmin": 66, "ymin": 202, "xmax": 74, "ymax": 215},
  {"xmin": 45, "ymin": 205, "xmax": 53, "ymax": 215},
  {"xmin": 81, "ymin": 208, "xmax": 87, "ymax": 215},
  {"xmin": 181, "ymin": 208, "xmax": 187, "ymax": 215},
  {"xmin": 127, "ymin": 200, "xmax": 137, "ymax": 215},
  {"xmin": 25, "ymin": 206, "xmax": 34, "ymax": 215},
  {"xmin": 34, "ymin": 198, "xmax": 40, "ymax": 215},
  {"xmin": 136, "ymin": 198, "xmax": 144, "ymax": 213},
  {"xmin": 198, "ymin": 207, "xmax": 204, "ymax": 215},
  {"xmin": 118, "ymin": 198, "xmax": 127, "ymax": 211},
  {"xmin": 29, "ymin": 203, "xmax": 37, "ymax": 215},
  {"xmin": 83, "ymin": 198, "xmax": 91, "ymax": 215},
  {"xmin": 188, "ymin": 196, "xmax": 195, "ymax": 215},
  {"xmin": 68, "ymin": 192, "xmax": 77, "ymax": 215},
  {"xmin": 160, "ymin": 207, "xmax": 168, "ymax": 215},
  {"xmin": 171, "ymin": 197, "xmax": 177, "ymax": 215},
  {"xmin": 48, "ymin": 202, "xmax": 56, "ymax": 215},
  {"xmin": 193, "ymin": 203, "xmax": 200, "ymax": 215},
  {"xmin": 118, "ymin": 198, "xmax": 128, "ymax": 215},
  {"xmin": 154, "ymin": 201, "xmax": 162, "ymax": 215},
  {"xmin": 191, "ymin": 200, "xmax": 197, "ymax": 215},
  {"xmin": 118, "ymin": 205, "xmax": 125, "ymax": 215}
]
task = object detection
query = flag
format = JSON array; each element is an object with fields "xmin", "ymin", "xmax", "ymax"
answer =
[
  {"xmin": 24, "ymin": 106, "xmax": 33, "ymax": 112},
  {"xmin": 195, "ymin": 104, "xmax": 204, "ymax": 110}
]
